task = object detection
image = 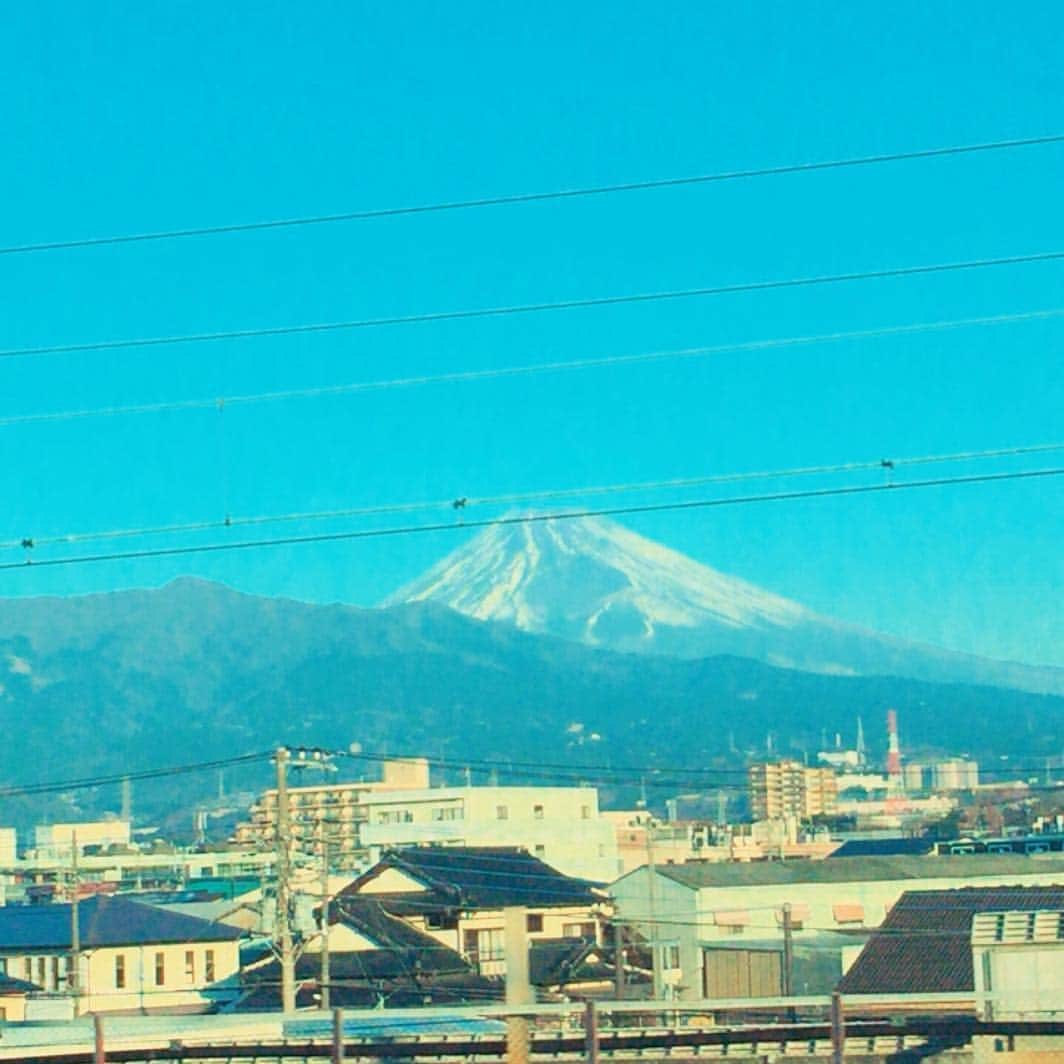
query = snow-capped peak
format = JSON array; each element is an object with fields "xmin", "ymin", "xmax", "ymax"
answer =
[{"xmin": 384, "ymin": 515, "xmax": 809, "ymax": 647}]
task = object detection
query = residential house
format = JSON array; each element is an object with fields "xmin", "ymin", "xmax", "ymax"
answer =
[
  {"xmin": 611, "ymin": 854, "xmax": 1064, "ymax": 1001},
  {"xmin": 241, "ymin": 893, "xmax": 483, "ymax": 1009},
  {"xmin": 337, "ymin": 846, "xmax": 606, "ymax": 977},
  {"xmin": 0, "ymin": 894, "xmax": 243, "ymax": 1016}
]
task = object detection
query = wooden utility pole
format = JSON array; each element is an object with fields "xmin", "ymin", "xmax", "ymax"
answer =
[
  {"xmin": 584, "ymin": 999, "xmax": 600, "ymax": 1064},
  {"xmin": 331, "ymin": 1006, "xmax": 344, "ymax": 1063},
  {"xmin": 275, "ymin": 747, "xmax": 296, "ymax": 1013},
  {"xmin": 613, "ymin": 922, "xmax": 625, "ymax": 1000},
  {"xmin": 504, "ymin": 906, "xmax": 531, "ymax": 1064},
  {"xmin": 645, "ymin": 820, "xmax": 663, "ymax": 999},
  {"xmin": 830, "ymin": 990, "xmax": 845, "ymax": 1064},
  {"xmin": 781, "ymin": 903, "xmax": 794, "ymax": 997},
  {"xmin": 69, "ymin": 833, "xmax": 80, "ymax": 1007},
  {"xmin": 93, "ymin": 1013, "xmax": 106, "ymax": 1064}
]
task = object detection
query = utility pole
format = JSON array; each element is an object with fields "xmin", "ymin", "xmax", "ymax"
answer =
[
  {"xmin": 781, "ymin": 903, "xmax": 794, "ymax": 997},
  {"xmin": 613, "ymin": 921, "xmax": 626, "ymax": 1000},
  {"xmin": 645, "ymin": 818, "xmax": 663, "ymax": 1000},
  {"xmin": 830, "ymin": 990, "xmax": 846, "ymax": 1064},
  {"xmin": 69, "ymin": 833, "xmax": 80, "ymax": 1008},
  {"xmin": 319, "ymin": 818, "xmax": 331, "ymax": 1011},
  {"xmin": 504, "ymin": 906, "xmax": 531, "ymax": 1064},
  {"xmin": 275, "ymin": 747, "xmax": 296, "ymax": 1013}
]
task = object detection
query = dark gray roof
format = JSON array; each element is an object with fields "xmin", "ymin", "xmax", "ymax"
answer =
[
  {"xmin": 331, "ymin": 896, "xmax": 470, "ymax": 978},
  {"xmin": 0, "ymin": 896, "xmax": 242, "ymax": 951},
  {"xmin": 829, "ymin": 837, "xmax": 935, "ymax": 859},
  {"xmin": 343, "ymin": 847, "xmax": 601, "ymax": 910},
  {"xmin": 644, "ymin": 854, "xmax": 1064, "ymax": 889},
  {"xmin": 838, "ymin": 886, "xmax": 1064, "ymax": 995}
]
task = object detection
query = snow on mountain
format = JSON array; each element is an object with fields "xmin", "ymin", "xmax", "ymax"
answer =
[
  {"xmin": 385, "ymin": 516, "xmax": 810, "ymax": 647},
  {"xmin": 384, "ymin": 515, "xmax": 1064, "ymax": 694}
]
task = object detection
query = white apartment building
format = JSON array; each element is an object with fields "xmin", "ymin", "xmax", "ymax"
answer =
[
  {"xmin": 33, "ymin": 820, "xmax": 131, "ymax": 859},
  {"xmin": 359, "ymin": 786, "xmax": 619, "ymax": 882}
]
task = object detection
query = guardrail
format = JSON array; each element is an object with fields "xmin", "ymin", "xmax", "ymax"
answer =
[{"xmin": 0, "ymin": 993, "xmax": 1059, "ymax": 1063}]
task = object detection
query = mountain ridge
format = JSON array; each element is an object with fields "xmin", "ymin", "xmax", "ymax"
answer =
[{"xmin": 384, "ymin": 515, "xmax": 1064, "ymax": 695}]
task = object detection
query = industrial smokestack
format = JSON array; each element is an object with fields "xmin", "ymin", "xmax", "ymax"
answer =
[{"xmin": 886, "ymin": 708, "xmax": 902, "ymax": 786}]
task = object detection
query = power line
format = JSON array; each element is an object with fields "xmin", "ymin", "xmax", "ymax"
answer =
[
  {"xmin": 6, "ymin": 440, "xmax": 1061, "ymax": 552},
  {"xmin": 3, "ymin": 133, "xmax": 1061, "ymax": 258},
  {"xmin": 2, "ymin": 466, "xmax": 1060, "ymax": 573},
  {"xmin": 0, "ymin": 752, "xmax": 271, "ymax": 799},
  {"xmin": 4, "ymin": 249, "xmax": 1064, "ymax": 361},
  {"xmin": 3, "ymin": 307, "xmax": 1061, "ymax": 427}
]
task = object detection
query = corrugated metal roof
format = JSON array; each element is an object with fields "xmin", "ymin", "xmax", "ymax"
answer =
[
  {"xmin": 653, "ymin": 854, "xmax": 1064, "ymax": 888},
  {"xmin": 0, "ymin": 895, "xmax": 242, "ymax": 951},
  {"xmin": 838, "ymin": 886, "xmax": 1064, "ymax": 995}
]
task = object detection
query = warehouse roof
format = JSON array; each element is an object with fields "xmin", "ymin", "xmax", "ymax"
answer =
[{"xmin": 631, "ymin": 854, "xmax": 1064, "ymax": 890}]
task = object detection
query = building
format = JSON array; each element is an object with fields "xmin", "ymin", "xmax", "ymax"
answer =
[
  {"xmin": 33, "ymin": 820, "xmax": 131, "ymax": 860},
  {"xmin": 931, "ymin": 758, "xmax": 980, "ymax": 791},
  {"xmin": 336, "ymin": 846, "xmax": 606, "ymax": 978},
  {"xmin": 610, "ymin": 854, "xmax": 1064, "ymax": 1002},
  {"xmin": 748, "ymin": 760, "xmax": 838, "ymax": 820},
  {"xmin": 839, "ymin": 888, "xmax": 1064, "ymax": 1021},
  {"xmin": 236, "ymin": 772, "xmax": 619, "ymax": 882},
  {"xmin": 0, "ymin": 894, "xmax": 242, "ymax": 1016},
  {"xmin": 232, "ymin": 758, "xmax": 431, "ymax": 864},
  {"xmin": 241, "ymin": 894, "xmax": 480, "ymax": 1009}
]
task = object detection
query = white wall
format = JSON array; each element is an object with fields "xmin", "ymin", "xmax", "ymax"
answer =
[{"xmin": 358, "ymin": 786, "xmax": 620, "ymax": 881}]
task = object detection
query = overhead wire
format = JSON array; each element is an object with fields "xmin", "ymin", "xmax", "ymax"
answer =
[
  {"xmin": 3, "ymin": 249, "xmax": 1064, "ymax": 361},
  {"xmin": 0, "ymin": 752, "xmax": 272, "ymax": 799},
  {"xmin": 2, "ymin": 307, "xmax": 1062, "ymax": 428},
  {"xmin": 2, "ymin": 133, "xmax": 1061, "ymax": 257},
  {"xmin": 2, "ymin": 466, "xmax": 1061, "ymax": 572},
  {"xmin": 6, "ymin": 439, "xmax": 1061, "ymax": 553}
]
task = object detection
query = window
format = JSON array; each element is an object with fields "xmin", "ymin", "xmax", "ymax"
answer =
[
  {"xmin": 581, "ymin": 805, "xmax": 591, "ymax": 820},
  {"xmin": 37, "ymin": 957, "xmax": 46, "ymax": 987},
  {"xmin": 426, "ymin": 912, "xmax": 458, "ymax": 931},
  {"xmin": 185, "ymin": 950, "xmax": 195, "ymax": 984},
  {"xmin": 51, "ymin": 956, "xmax": 60, "ymax": 989},
  {"xmin": 479, "ymin": 929, "xmax": 505, "ymax": 962},
  {"xmin": 154, "ymin": 952, "xmax": 166, "ymax": 986},
  {"xmin": 432, "ymin": 804, "xmax": 463, "ymax": 821},
  {"xmin": 721, "ymin": 924, "xmax": 745, "ymax": 936},
  {"xmin": 496, "ymin": 805, "xmax": 508, "ymax": 820},
  {"xmin": 115, "ymin": 954, "xmax": 126, "ymax": 989},
  {"xmin": 533, "ymin": 804, "xmax": 544, "ymax": 820},
  {"xmin": 662, "ymin": 944, "xmax": 681, "ymax": 970},
  {"xmin": 204, "ymin": 949, "xmax": 216, "ymax": 983},
  {"xmin": 526, "ymin": 914, "xmax": 543, "ymax": 933},
  {"xmin": 563, "ymin": 922, "xmax": 596, "ymax": 939},
  {"xmin": 534, "ymin": 844, "xmax": 546, "ymax": 857}
]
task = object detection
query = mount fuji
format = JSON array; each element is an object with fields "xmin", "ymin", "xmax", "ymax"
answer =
[{"xmin": 386, "ymin": 515, "xmax": 1064, "ymax": 695}]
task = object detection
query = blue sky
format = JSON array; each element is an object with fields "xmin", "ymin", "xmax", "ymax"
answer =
[{"xmin": 1, "ymin": 2, "xmax": 1062, "ymax": 665}]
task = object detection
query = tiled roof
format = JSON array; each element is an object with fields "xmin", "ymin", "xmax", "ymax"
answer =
[
  {"xmin": 331, "ymin": 895, "xmax": 471, "ymax": 977},
  {"xmin": 342, "ymin": 847, "xmax": 602, "ymax": 909},
  {"xmin": 838, "ymin": 886, "xmax": 1064, "ymax": 995},
  {"xmin": 529, "ymin": 937, "xmax": 617, "ymax": 987},
  {"xmin": 0, "ymin": 896, "xmax": 242, "ymax": 951},
  {"xmin": 650, "ymin": 854, "xmax": 1064, "ymax": 889}
]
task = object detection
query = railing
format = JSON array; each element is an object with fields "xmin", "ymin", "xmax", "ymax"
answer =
[{"xmin": 0, "ymin": 993, "xmax": 1060, "ymax": 1062}]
